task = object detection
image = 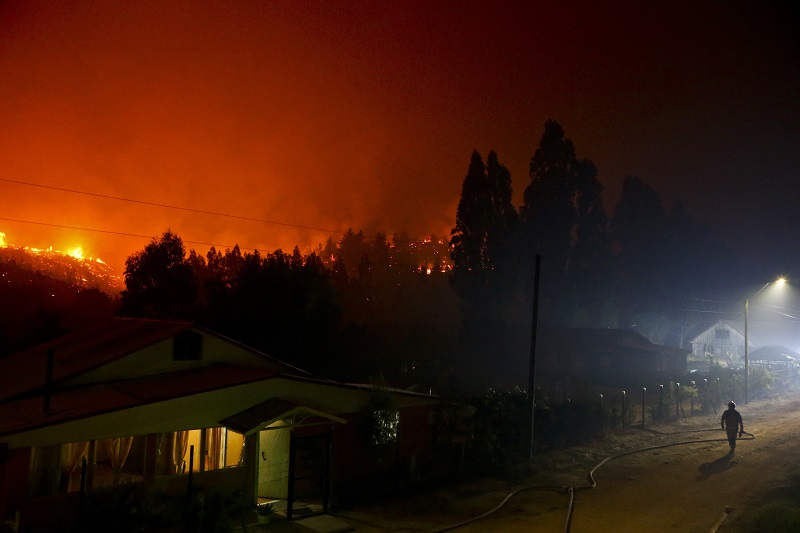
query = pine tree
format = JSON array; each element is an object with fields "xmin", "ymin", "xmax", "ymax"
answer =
[
  {"xmin": 450, "ymin": 150, "xmax": 493, "ymax": 273},
  {"xmin": 518, "ymin": 120, "xmax": 616, "ymax": 326}
]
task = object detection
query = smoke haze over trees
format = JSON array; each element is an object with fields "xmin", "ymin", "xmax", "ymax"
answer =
[{"xmin": 5, "ymin": 120, "xmax": 766, "ymax": 394}]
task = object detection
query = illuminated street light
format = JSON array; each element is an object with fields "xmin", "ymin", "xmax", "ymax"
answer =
[{"xmin": 744, "ymin": 277, "xmax": 786, "ymax": 404}]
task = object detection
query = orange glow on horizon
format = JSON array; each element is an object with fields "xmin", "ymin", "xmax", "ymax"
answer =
[{"xmin": 1, "ymin": 2, "xmax": 795, "ymax": 284}]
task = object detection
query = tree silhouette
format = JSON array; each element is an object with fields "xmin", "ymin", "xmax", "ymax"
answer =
[
  {"xmin": 450, "ymin": 150, "xmax": 494, "ymax": 273},
  {"xmin": 611, "ymin": 175, "xmax": 671, "ymax": 327},
  {"xmin": 120, "ymin": 230, "xmax": 197, "ymax": 319},
  {"xmin": 568, "ymin": 158, "xmax": 614, "ymax": 326},
  {"xmin": 485, "ymin": 150, "xmax": 520, "ymax": 273},
  {"xmin": 523, "ymin": 120, "xmax": 577, "ymax": 275},
  {"xmin": 522, "ymin": 119, "xmax": 610, "ymax": 326},
  {"xmin": 449, "ymin": 149, "xmax": 527, "ymax": 390}
]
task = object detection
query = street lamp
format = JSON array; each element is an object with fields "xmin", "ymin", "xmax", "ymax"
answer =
[{"xmin": 744, "ymin": 277, "xmax": 786, "ymax": 404}]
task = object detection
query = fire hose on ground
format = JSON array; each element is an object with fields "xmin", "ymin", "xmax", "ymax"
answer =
[{"xmin": 431, "ymin": 429, "xmax": 756, "ymax": 533}]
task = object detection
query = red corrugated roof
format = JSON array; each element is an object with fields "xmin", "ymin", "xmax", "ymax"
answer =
[
  {"xmin": 0, "ymin": 318, "xmax": 195, "ymax": 402},
  {"xmin": 0, "ymin": 363, "xmax": 275, "ymax": 437}
]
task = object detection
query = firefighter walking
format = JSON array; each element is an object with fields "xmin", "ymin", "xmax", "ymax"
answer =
[{"xmin": 721, "ymin": 401, "xmax": 744, "ymax": 454}]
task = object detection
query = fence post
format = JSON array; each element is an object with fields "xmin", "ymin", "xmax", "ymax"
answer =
[
  {"xmin": 621, "ymin": 390, "xmax": 627, "ymax": 430},
  {"xmin": 659, "ymin": 384, "xmax": 664, "ymax": 422},
  {"xmin": 690, "ymin": 381, "xmax": 695, "ymax": 416},
  {"xmin": 187, "ymin": 444, "xmax": 194, "ymax": 503},
  {"xmin": 675, "ymin": 383, "xmax": 680, "ymax": 419},
  {"xmin": 703, "ymin": 379, "xmax": 708, "ymax": 414},
  {"xmin": 642, "ymin": 387, "xmax": 647, "ymax": 427}
]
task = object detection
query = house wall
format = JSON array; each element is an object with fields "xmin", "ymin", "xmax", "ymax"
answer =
[
  {"xmin": 398, "ymin": 405, "xmax": 434, "ymax": 458},
  {"xmin": 258, "ymin": 422, "xmax": 290, "ymax": 500},
  {"xmin": 0, "ymin": 447, "xmax": 30, "ymax": 524},
  {"xmin": 324, "ymin": 404, "xmax": 436, "ymax": 506},
  {"xmin": 691, "ymin": 322, "xmax": 747, "ymax": 362}
]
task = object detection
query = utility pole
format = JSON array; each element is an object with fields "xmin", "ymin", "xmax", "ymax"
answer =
[
  {"xmin": 528, "ymin": 254, "xmax": 541, "ymax": 462},
  {"xmin": 744, "ymin": 298, "xmax": 749, "ymax": 404}
]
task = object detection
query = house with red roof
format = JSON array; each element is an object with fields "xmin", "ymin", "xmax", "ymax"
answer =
[{"xmin": 0, "ymin": 318, "xmax": 439, "ymax": 531}]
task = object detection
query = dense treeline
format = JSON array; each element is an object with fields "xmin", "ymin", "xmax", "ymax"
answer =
[{"xmin": 119, "ymin": 230, "xmax": 459, "ymax": 391}]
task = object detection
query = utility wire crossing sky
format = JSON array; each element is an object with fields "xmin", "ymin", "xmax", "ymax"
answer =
[{"xmin": 1, "ymin": 1, "xmax": 798, "ymax": 276}]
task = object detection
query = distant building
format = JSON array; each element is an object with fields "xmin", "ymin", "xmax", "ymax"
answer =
[
  {"xmin": 749, "ymin": 345, "xmax": 800, "ymax": 375},
  {"xmin": 688, "ymin": 320, "xmax": 753, "ymax": 367},
  {"xmin": 535, "ymin": 328, "xmax": 689, "ymax": 395}
]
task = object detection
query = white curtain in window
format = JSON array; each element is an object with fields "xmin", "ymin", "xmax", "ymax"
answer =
[
  {"xmin": 207, "ymin": 428, "xmax": 223, "ymax": 470},
  {"xmin": 173, "ymin": 431, "xmax": 189, "ymax": 473},
  {"xmin": 60, "ymin": 441, "xmax": 89, "ymax": 491},
  {"xmin": 104, "ymin": 437, "xmax": 133, "ymax": 484}
]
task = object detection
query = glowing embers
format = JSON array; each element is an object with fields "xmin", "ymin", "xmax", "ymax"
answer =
[{"xmin": 0, "ymin": 230, "xmax": 120, "ymax": 290}]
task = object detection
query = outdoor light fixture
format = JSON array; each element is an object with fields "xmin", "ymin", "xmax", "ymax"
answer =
[{"xmin": 744, "ymin": 277, "xmax": 787, "ymax": 404}]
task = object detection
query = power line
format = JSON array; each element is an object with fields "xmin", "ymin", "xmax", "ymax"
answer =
[
  {"xmin": 0, "ymin": 216, "xmax": 263, "ymax": 253},
  {"xmin": 0, "ymin": 177, "xmax": 430, "ymax": 245},
  {"xmin": 679, "ymin": 296, "xmax": 735, "ymax": 304},
  {"xmin": 0, "ymin": 177, "xmax": 345, "ymax": 235}
]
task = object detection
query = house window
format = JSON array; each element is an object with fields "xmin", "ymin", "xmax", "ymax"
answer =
[
  {"xmin": 166, "ymin": 428, "xmax": 244, "ymax": 475},
  {"xmin": 715, "ymin": 329, "xmax": 730, "ymax": 340},
  {"xmin": 173, "ymin": 331, "xmax": 203, "ymax": 361}
]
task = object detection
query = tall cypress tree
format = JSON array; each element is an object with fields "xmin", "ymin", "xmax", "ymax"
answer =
[
  {"xmin": 485, "ymin": 150, "xmax": 519, "ymax": 274},
  {"xmin": 611, "ymin": 175, "xmax": 670, "ymax": 330},
  {"xmin": 519, "ymin": 120, "xmax": 614, "ymax": 327},
  {"xmin": 450, "ymin": 150, "xmax": 493, "ymax": 273},
  {"xmin": 522, "ymin": 119, "xmax": 577, "ymax": 278},
  {"xmin": 569, "ymin": 158, "xmax": 614, "ymax": 326},
  {"xmin": 450, "ymin": 149, "xmax": 524, "ymax": 390}
]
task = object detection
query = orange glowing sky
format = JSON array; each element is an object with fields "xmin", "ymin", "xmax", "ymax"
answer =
[{"xmin": 1, "ymin": 2, "xmax": 798, "ymax": 276}]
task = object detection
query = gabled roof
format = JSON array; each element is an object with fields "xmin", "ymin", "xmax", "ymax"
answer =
[
  {"xmin": 686, "ymin": 319, "xmax": 773, "ymax": 346},
  {"xmin": 687, "ymin": 319, "xmax": 745, "ymax": 342},
  {"xmin": 0, "ymin": 363, "xmax": 275, "ymax": 438},
  {"xmin": 0, "ymin": 317, "xmax": 310, "ymax": 403},
  {"xmin": 0, "ymin": 318, "xmax": 439, "ymax": 448},
  {"xmin": 539, "ymin": 328, "xmax": 688, "ymax": 356},
  {"xmin": 0, "ymin": 318, "xmax": 190, "ymax": 402},
  {"xmin": 221, "ymin": 398, "xmax": 347, "ymax": 435}
]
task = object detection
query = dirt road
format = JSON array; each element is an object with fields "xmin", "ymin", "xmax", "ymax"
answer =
[{"xmin": 335, "ymin": 395, "xmax": 800, "ymax": 533}]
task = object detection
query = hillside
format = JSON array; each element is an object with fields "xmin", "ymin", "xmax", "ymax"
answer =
[
  {"xmin": 0, "ymin": 243, "xmax": 123, "ymax": 294},
  {"xmin": 0, "ymin": 252, "xmax": 117, "ymax": 356}
]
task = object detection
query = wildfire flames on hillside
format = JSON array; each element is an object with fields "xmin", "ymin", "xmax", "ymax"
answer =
[
  {"xmin": 0, "ymin": 229, "xmax": 454, "ymax": 296},
  {"xmin": 0, "ymin": 232, "xmax": 123, "ymax": 294}
]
